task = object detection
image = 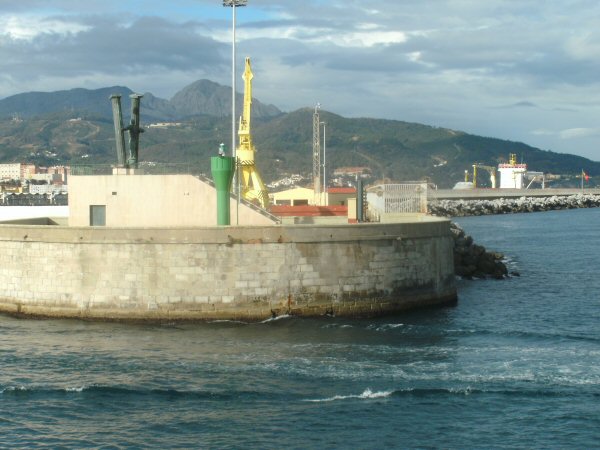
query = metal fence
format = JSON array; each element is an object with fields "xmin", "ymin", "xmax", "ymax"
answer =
[
  {"xmin": 1, "ymin": 192, "xmax": 68, "ymax": 206},
  {"xmin": 366, "ymin": 183, "xmax": 428, "ymax": 220},
  {"xmin": 70, "ymin": 163, "xmax": 209, "ymax": 178}
]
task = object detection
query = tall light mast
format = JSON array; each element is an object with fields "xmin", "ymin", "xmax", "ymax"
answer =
[
  {"xmin": 222, "ymin": 0, "xmax": 247, "ymax": 194},
  {"xmin": 321, "ymin": 121, "xmax": 327, "ymax": 205},
  {"xmin": 313, "ymin": 103, "xmax": 321, "ymax": 204}
]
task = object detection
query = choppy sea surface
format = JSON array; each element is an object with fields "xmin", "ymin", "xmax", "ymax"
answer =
[{"xmin": 1, "ymin": 208, "xmax": 599, "ymax": 449}]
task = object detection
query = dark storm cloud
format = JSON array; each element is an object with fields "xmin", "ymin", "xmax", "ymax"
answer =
[{"xmin": 0, "ymin": 16, "xmax": 227, "ymax": 81}]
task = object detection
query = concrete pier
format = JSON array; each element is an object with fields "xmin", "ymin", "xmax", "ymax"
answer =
[
  {"xmin": 0, "ymin": 218, "xmax": 456, "ymax": 321},
  {"xmin": 429, "ymin": 188, "xmax": 600, "ymax": 200}
]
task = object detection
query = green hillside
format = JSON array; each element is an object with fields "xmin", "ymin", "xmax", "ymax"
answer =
[
  {"xmin": 255, "ymin": 109, "xmax": 599, "ymax": 187},
  {"xmin": 1, "ymin": 109, "xmax": 598, "ymax": 188}
]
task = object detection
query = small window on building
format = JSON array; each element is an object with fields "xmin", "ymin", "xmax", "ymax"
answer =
[
  {"xmin": 90, "ymin": 205, "xmax": 106, "ymax": 226},
  {"xmin": 294, "ymin": 199, "xmax": 309, "ymax": 206}
]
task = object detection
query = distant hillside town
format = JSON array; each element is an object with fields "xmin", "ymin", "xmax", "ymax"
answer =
[{"xmin": 0, "ymin": 163, "xmax": 68, "ymax": 205}]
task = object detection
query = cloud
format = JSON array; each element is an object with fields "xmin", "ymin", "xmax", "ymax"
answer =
[
  {"xmin": 531, "ymin": 127, "xmax": 600, "ymax": 140},
  {"xmin": 559, "ymin": 128, "xmax": 600, "ymax": 140},
  {"xmin": 0, "ymin": 15, "xmax": 90, "ymax": 40},
  {"xmin": 0, "ymin": 16, "xmax": 227, "ymax": 92},
  {"xmin": 2, "ymin": 0, "xmax": 600, "ymax": 160}
]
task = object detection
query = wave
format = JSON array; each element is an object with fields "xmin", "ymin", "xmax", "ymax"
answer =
[
  {"xmin": 365, "ymin": 323, "xmax": 600, "ymax": 344},
  {"xmin": 304, "ymin": 386, "xmax": 594, "ymax": 403},
  {"xmin": 65, "ymin": 386, "xmax": 86, "ymax": 393},
  {"xmin": 367, "ymin": 323, "xmax": 405, "ymax": 332},
  {"xmin": 0, "ymin": 384, "xmax": 268, "ymax": 400},
  {"xmin": 0, "ymin": 386, "xmax": 28, "ymax": 394},
  {"xmin": 3, "ymin": 383, "xmax": 596, "ymax": 405},
  {"xmin": 305, "ymin": 388, "xmax": 394, "ymax": 402},
  {"xmin": 462, "ymin": 326, "xmax": 600, "ymax": 343}
]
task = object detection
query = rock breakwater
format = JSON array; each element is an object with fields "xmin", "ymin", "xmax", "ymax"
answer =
[
  {"xmin": 451, "ymin": 222, "xmax": 509, "ymax": 279},
  {"xmin": 430, "ymin": 193, "xmax": 600, "ymax": 217}
]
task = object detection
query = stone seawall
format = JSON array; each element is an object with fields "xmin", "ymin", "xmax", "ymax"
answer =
[
  {"xmin": 0, "ymin": 220, "xmax": 456, "ymax": 321},
  {"xmin": 430, "ymin": 193, "xmax": 600, "ymax": 217}
]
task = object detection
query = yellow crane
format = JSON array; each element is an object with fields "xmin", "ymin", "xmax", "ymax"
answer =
[
  {"xmin": 236, "ymin": 57, "xmax": 269, "ymax": 208},
  {"xmin": 472, "ymin": 164, "xmax": 497, "ymax": 188}
]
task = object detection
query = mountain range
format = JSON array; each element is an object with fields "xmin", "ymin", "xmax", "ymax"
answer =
[
  {"xmin": 0, "ymin": 80, "xmax": 597, "ymax": 188},
  {"xmin": 0, "ymin": 80, "xmax": 282, "ymax": 122}
]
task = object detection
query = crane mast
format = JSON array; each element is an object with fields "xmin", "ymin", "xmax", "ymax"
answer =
[
  {"xmin": 236, "ymin": 57, "xmax": 269, "ymax": 208},
  {"xmin": 238, "ymin": 58, "xmax": 253, "ymax": 150}
]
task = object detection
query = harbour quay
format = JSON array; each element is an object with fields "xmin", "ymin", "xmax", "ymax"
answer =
[
  {"xmin": 429, "ymin": 187, "xmax": 600, "ymax": 200},
  {"xmin": 0, "ymin": 219, "xmax": 456, "ymax": 321}
]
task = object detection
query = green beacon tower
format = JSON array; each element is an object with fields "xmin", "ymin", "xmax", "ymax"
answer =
[{"xmin": 211, "ymin": 144, "xmax": 236, "ymax": 226}]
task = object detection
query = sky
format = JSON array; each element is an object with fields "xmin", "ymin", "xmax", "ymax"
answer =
[{"xmin": 1, "ymin": 0, "xmax": 600, "ymax": 161}]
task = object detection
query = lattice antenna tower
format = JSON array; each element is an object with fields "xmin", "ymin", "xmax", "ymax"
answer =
[{"xmin": 313, "ymin": 103, "xmax": 321, "ymax": 201}]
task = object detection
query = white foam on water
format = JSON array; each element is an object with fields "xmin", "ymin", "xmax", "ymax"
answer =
[
  {"xmin": 358, "ymin": 388, "xmax": 393, "ymax": 399},
  {"xmin": 448, "ymin": 386, "xmax": 473, "ymax": 395},
  {"xmin": 2, "ymin": 385, "xmax": 91, "ymax": 394},
  {"xmin": 0, "ymin": 385, "xmax": 27, "ymax": 394},
  {"xmin": 260, "ymin": 314, "xmax": 292, "ymax": 323},
  {"xmin": 305, "ymin": 388, "xmax": 393, "ymax": 403},
  {"xmin": 321, "ymin": 324, "xmax": 354, "ymax": 329},
  {"xmin": 367, "ymin": 323, "xmax": 409, "ymax": 332},
  {"xmin": 65, "ymin": 386, "xmax": 86, "ymax": 393},
  {"xmin": 379, "ymin": 323, "xmax": 404, "ymax": 330}
]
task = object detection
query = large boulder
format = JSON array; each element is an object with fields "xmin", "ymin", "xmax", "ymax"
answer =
[{"xmin": 450, "ymin": 222, "xmax": 509, "ymax": 279}]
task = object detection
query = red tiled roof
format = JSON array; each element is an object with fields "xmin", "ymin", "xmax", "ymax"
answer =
[{"xmin": 327, "ymin": 187, "xmax": 356, "ymax": 194}]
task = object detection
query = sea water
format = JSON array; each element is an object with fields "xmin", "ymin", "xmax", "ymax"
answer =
[{"xmin": 1, "ymin": 208, "xmax": 599, "ymax": 449}]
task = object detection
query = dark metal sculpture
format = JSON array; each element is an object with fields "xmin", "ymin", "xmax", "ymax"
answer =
[
  {"xmin": 110, "ymin": 93, "xmax": 144, "ymax": 168},
  {"xmin": 125, "ymin": 94, "xmax": 144, "ymax": 167},
  {"xmin": 110, "ymin": 95, "xmax": 127, "ymax": 166}
]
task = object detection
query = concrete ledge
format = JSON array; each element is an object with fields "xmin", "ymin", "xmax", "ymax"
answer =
[
  {"xmin": 0, "ymin": 220, "xmax": 456, "ymax": 321},
  {"xmin": 0, "ymin": 219, "xmax": 450, "ymax": 244},
  {"xmin": 0, "ymin": 290, "xmax": 458, "ymax": 322}
]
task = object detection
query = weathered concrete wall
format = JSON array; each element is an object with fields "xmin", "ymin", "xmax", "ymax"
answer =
[
  {"xmin": 69, "ymin": 174, "xmax": 275, "ymax": 227},
  {"xmin": 0, "ymin": 219, "xmax": 456, "ymax": 321}
]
